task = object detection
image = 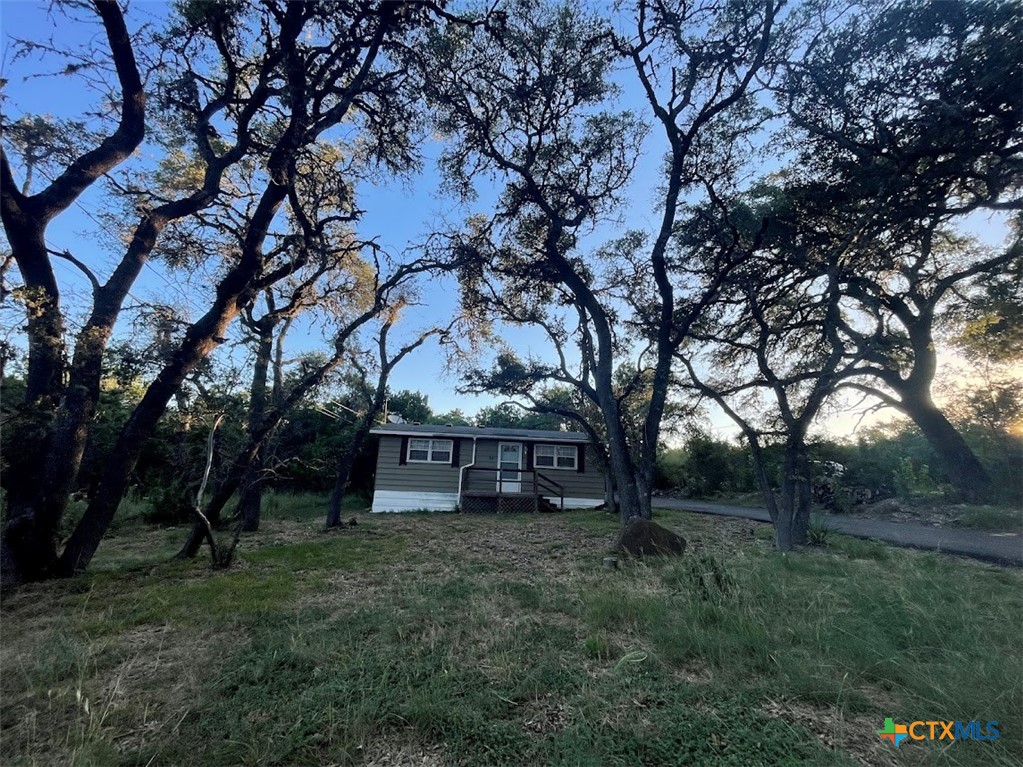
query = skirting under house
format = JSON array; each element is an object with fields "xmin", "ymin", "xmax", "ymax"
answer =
[
  {"xmin": 371, "ymin": 490, "xmax": 459, "ymax": 512},
  {"xmin": 370, "ymin": 490, "xmax": 604, "ymax": 513}
]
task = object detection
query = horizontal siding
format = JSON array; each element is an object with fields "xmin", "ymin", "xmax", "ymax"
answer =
[
  {"xmin": 373, "ymin": 435, "xmax": 606, "ymax": 502},
  {"xmin": 474, "ymin": 439, "xmax": 498, "ymax": 466},
  {"xmin": 374, "ymin": 435, "xmax": 471, "ymax": 494},
  {"xmin": 533, "ymin": 445, "xmax": 604, "ymax": 500},
  {"xmin": 462, "ymin": 439, "xmax": 604, "ymax": 500}
]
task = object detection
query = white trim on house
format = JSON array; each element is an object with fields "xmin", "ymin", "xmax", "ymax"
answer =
[
  {"xmin": 371, "ymin": 490, "xmax": 459, "ymax": 512},
  {"xmin": 497, "ymin": 441, "xmax": 523, "ymax": 493},
  {"xmin": 534, "ymin": 443, "xmax": 578, "ymax": 470},
  {"xmin": 406, "ymin": 437, "xmax": 453, "ymax": 464},
  {"xmin": 551, "ymin": 496, "xmax": 603, "ymax": 509},
  {"xmin": 371, "ymin": 425, "xmax": 588, "ymax": 443}
]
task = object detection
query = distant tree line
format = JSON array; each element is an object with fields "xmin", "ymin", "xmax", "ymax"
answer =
[
  {"xmin": 0, "ymin": 372, "xmax": 589, "ymax": 531},
  {"xmin": 657, "ymin": 419, "xmax": 1022, "ymax": 509}
]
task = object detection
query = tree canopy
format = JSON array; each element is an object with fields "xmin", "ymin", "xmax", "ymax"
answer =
[{"xmin": 1, "ymin": 0, "xmax": 1019, "ymax": 582}]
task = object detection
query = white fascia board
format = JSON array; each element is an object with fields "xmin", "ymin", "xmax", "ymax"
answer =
[{"xmin": 369, "ymin": 429, "xmax": 587, "ymax": 443}]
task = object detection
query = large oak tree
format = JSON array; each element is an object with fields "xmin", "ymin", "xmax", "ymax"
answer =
[
  {"xmin": 2, "ymin": 0, "xmax": 446, "ymax": 583},
  {"xmin": 429, "ymin": 0, "xmax": 782, "ymax": 524}
]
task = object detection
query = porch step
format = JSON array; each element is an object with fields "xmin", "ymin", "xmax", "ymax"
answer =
[{"xmin": 538, "ymin": 497, "xmax": 559, "ymax": 513}]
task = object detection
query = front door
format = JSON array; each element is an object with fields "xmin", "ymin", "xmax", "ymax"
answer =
[{"xmin": 497, "ymin": 442, "xmax": 523, "ymax": 493}]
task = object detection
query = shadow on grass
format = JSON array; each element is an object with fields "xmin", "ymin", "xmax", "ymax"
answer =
[{"xmin": 4, "ymin": 503, "xmax": 1022, "ymax": 767}]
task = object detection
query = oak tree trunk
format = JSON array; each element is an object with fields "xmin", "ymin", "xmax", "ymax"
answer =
[
  {"xmin": 775, "ymin": 443, "xmax": 812, "ymax": 551},
  {"xmin": 325, "ymin": 424, "xmax": 372, "ymax": 528},
  {"xmin": 899, "ymin": 386, "xmax": 992, "ymax": 502},
  {"xmin": 237, "ymin": 327, "xmax": 273, "ymax": 532},
  {"xmin": 58, "ymin": 185, "xmax": 289, "ymax": 574}
]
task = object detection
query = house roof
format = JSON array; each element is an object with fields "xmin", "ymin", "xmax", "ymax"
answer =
[{"xmin": 369, "ymin": 423, "xmax": 590, "ymax": 443}]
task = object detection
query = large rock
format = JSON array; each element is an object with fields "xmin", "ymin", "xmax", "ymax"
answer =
[{"xmin": 617, "ymin": 517, "xmax": 687, "ymax": 558}]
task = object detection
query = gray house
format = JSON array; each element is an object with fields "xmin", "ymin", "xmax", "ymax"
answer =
[{"xmin": 369, "ymin": 423, "xmax": 606, "ymax": 513}]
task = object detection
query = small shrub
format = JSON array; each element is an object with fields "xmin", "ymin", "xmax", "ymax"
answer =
[
  {"xmin": 894, "ymin": 456, "xmax": 940, "ymax": 497},
  {"xmin": 583, "ymin": 633, "xmax": 612, "ymax": 660},
  {"xmin": 30, "ymin": 632, "xmax": 84, "ymax": 686},
  {"xmin": 872, "ymin": 498, "xmax": 904, "ymax": 515},
  {"xmin": 805, "ymin": 514, "xmax": 831, "ymax": 547},
  {"xmin": 143, "ymin": 481, "xmax": 194, "ymax": 525},
  {"xmin": 662, "ymin": 555, "xmax": 734, "ymax": 601},
  {"xmin": 262, "ymin": 489, "xmax": 281, "ymax": 517},
  {"xmin": 950, "ymin": 505, "xmax": 1023, "ymax": 533}
]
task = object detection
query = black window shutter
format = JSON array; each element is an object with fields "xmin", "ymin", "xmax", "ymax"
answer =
[
  {"xmin": 525, "ymin": 443, "xmax": 533, "ymax": 471},
  {"xmin": 577, "ymin": 444, "xmax": 585, "ymax": 472},
  {"xmin": 399, "ymin": 436, "xmax": 408, "ymax": 465},
  {"xmin": 451, "ymin": 439, "xmax": 461, "ymax": 467}
]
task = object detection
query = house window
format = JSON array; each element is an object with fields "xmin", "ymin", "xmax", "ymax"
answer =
[
  {"xmin": 407, "ymin": 438, "xmax": 453, "ymax": 463},
  {"xmin": 534, "ymin": 444, "xmax": 577, "ymax": 470}
]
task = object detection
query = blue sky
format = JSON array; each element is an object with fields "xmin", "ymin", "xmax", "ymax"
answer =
[
  {"xmin": 0, "ymin": 0, "xmax": 665, "ymax": 420},
  {"xmin": 0, "ymin": 1, "xmax": 491, "ymax": 414},
  {"xmin": 1, "ymin": 1, "xmax": 1014, "ymax": 439}
]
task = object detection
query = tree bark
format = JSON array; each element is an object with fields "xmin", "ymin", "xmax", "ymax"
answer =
[
  {"xmin": 57, "ymin": 304, "xmax": 244, "ymax": 574},
  {"xmin": 8, "ymin": 0, "xmax": 408, "ymax": 581},
  {"xmin": 0, "ymin": 0, "xmax": 146, "ymax": 586},
  {"xmin": 635, "ymin": 470, "xmax": 653, "ymax": 520},
  {"xmin": 325, "ymin": 321, "xmax": 439, "ymax": 527},
  {"xmin": 898, "ymin": 385, "xmax": 992, "ymax": 502},
  {"xmin": 776, "ymin": 442, "xmax": 812, "ymax": 551},
  {"xmin": 237, "ymin": 325, "xmax": 273, "ymax": 532},
  {"xmin": 747, "ymin": 433, "xmax": 780, "ymax": 525},
  {"xmin": 854, "ymin": 332, "xmax": 995, "ymax": 501},
  {"xmin": 325, "ymin": 423, "xmax": 372, "ymax": 528},
  {"xmin": 0, "ymin": 165, "xmax": 68, "ymax": 583},
  {"xmin": 176, "ymin": 317, "xmax": 379, "ymax": 557},
  {"xmin": 58, "ymin": 182, "xmax": 290, "ymax": 575},
  {"xmin": 66, "ymin": 1, "xmax": 320, "ymax": 570},
  {"xmin": 901, "ymin": 325, "xmax": 991, "ymax": 500},
  {"xmin": 577, "ymin": 295, "xmax": 646, "ymax": 524},
  {"xmin": 176, "ymin": 469, "xmax": 244, "ymax": 560},
  {"xmin": 236, "ymin": 462, "xmax": 266, "ymax": 532},
  {"xmin": 606, "ymin": 421, "xmax": 644, "ymax": 525}
]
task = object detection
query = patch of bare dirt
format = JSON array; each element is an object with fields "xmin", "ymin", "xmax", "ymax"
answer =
[
  {"xmin": 521, "ymin": 694, "xmax": 573, "ymax": 736},
  {"xmin": 357, "ymin": 732, "xmax": 447, "ymax": 767},
  {"xmin": 670, "ymin": 661, "xmax": 713, "ymax": 685},
  {"xmin": 761, "ymin": 698, "xmax": 898, "ymax": 767},
  {"xmin": 858, "ymin": 684, "xmax": 899, "ymax": 713},
  {"xmin": 618, "ymin": 518, "xmax": 687, "ymax": 557},
  {"xmin": 673, "ymin": 515, "xmax": 772, "ymax": 559},
  {"xmin": 247, "ymin": 517, "xmax": 330, "ymax": 547},
  {"xmin": 369, "ymin": 514, "xmax": 612, "ymax": 582},
  {"xmin": 847, "ymin": 500, "xmax": 960, "ymax": 528}
]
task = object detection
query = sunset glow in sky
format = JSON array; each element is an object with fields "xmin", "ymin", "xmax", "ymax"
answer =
[{"xmin": 1, "ymin": 1, "xmax": 1016, "ymax": 442}]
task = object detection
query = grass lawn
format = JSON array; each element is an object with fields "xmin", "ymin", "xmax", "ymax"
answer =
[
  {"xmin": 692, "ymin": 492, "xmax": 1023, "ymax": 534},
  {"xmin": 947, "ymin": 505, "xmax": 1023, "ymax": 534},
  {"xmin": 2, "ymin": 495, "xmax": 1020, "ymax": 767}
]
